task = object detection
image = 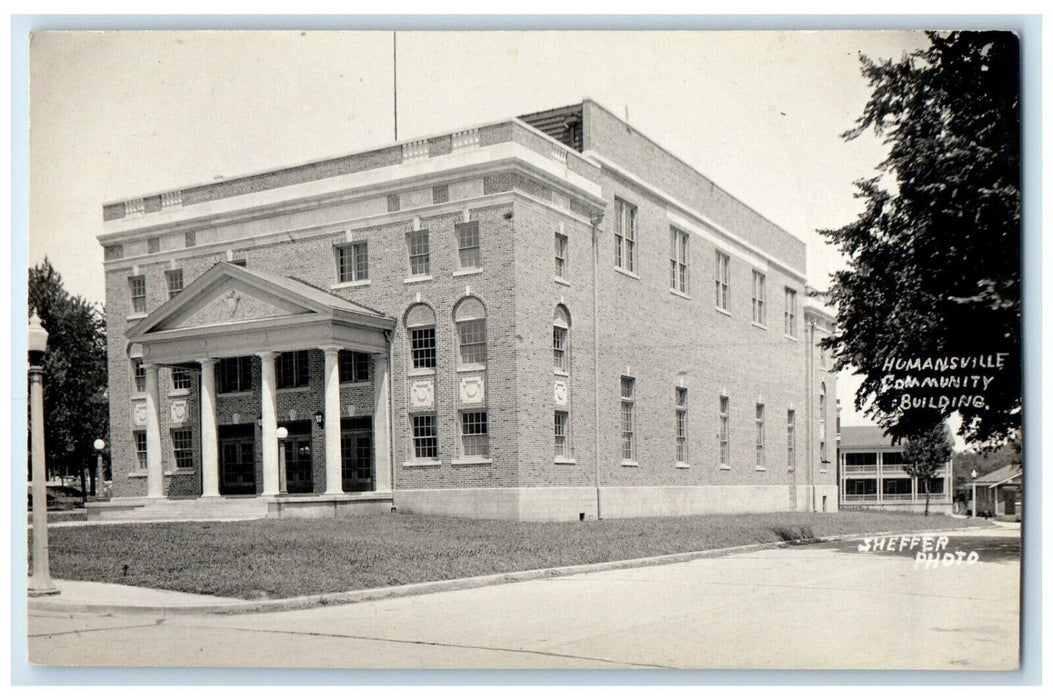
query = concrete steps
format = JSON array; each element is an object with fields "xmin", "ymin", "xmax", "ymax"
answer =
[{"xmin": 87, "ymin": 497, "xmax": 268, "ymax": 522}]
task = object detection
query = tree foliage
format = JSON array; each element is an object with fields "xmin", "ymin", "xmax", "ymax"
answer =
[
  {"xmin": 903, "ymin": 421, "xmax": 954, "ymax": 516},
  {"xmin": 822, "ymin": 31, "xmax": 1020, "ymax": 448},
  {"xmin": 28, "ymin": 259, "xmax": 109, "ymax": 479}
]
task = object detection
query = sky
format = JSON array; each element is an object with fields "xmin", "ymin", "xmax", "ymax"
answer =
[{"xmin": 27, "ymin": 29, "xmax": 932, "ymax": 428}]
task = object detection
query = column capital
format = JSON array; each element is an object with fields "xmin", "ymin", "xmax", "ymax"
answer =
[
  {"xmin": 197, "ymin": 357, "xmax": 217, "ymax": 367},
  {"xmin": 256, "ymin": 350, "xmax": 277, "ymax": 360},
  {"xmin": 319, "ymin": 344, "xmax": 343, "ymax": 355}
]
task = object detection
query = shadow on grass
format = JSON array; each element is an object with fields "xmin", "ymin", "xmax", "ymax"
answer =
[{"xmin": 770, "ymin": 525, "xmax": 819, "ymax": 544}]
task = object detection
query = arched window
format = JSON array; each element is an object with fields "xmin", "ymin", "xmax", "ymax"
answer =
[
  {"xmin": 453, "ymin": 297, "xmax": 487, "ymax": 368},
  {"xmin": 553, "ymin": 305, "xmax": 571, "ymax": 373},
  {"xmin": 406, "ymin": 303, "xmax": 437, "ymax": 370}
]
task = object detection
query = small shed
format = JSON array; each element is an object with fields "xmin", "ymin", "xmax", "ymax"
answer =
[{"xmin": 968, "ymin": 464, "xmax": 1022, "ymax": 519}]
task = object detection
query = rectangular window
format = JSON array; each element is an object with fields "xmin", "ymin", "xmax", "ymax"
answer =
[
  {"xmin": 670, "ymin": 227, "xmax": 689, "ymax": 294},
  {"xmin": 752, "ymin": 270, "xmax": 766, "ymax": 325},
  {"xmin": 410, "ymin": 327, "xmax": 437, "ymax": 370},
  {"xmin": 147, "ymin": 237, "xmax": 160, "ymax": 254},
  {"xmin": 787, "ymin": 409, "xmax": 796, "ymax": 469},
  {"xmin": 407, "ymin": 230, "xmax": 431, "ymax": 276},
  {"xmin": 171, "ymin": 367, "xmax": 192, "ymax": 391},
  {"xmin": 457, "ymin": 319, "xmax": 487, "ymax": 367},
  {"xmin": 411, "ymin": 414, "xmax": 438, "ymax": 460},
  {"xmin": 555, "ymin": 232, "xmax": 568, "ymax": 279},
  {"xmin": 784, "ymin": 288, "xmax": 798, "ymax": 337},
  {"xmin": 129, "ymin": 275, "xmax": 147, "ymax": 314},
  {"xmin": 217, "ymin": 356, "xmax": 253, "ymax": 394},
  {"xmin": 165, "ymin": 269, "xmax": 184, "ymax": 299},
  {"xmin": 719, "ymin": 395, "xmax": 730, "ymax": 465},
  {"xmin": 554, "ymin": 411, "xmax": 570, "ymax": 458},
  {"xmin": 715, "ymin": 252, "xmax": 730, "ymax": 311},
  {"xmin": 133, "ymin": 431, "xmax": 148, "ymax": 471},
  {"xmin": 553, "ymin": 326, "xmax": 569, "ymax": 372},
  {"xmin": 675, "ymin": 387, "xmax": 689, "ymax": 464},
  {"xmin": 755, "ymin": 403, "xmax": 766, "ymax": 467},
  {"xmin": 172, "ymin": 429, "xmax": 193, "ymax": 471},
  {"xmin": 132, "ymin": 358, "xmax": 146, "ymax": 394},
  {"xmin": 337, "ymin": 242, "xmax": 369, "ymax": 283},
  {"xmin": 338, "ymin": 350, "xmax": 370, "ymax": 383},
  {"xmin": 456, "ymin": 222, "xmax": 481, "ymax": 270},
  {"xmin": 615, "ymin": 199, "xmax": 637, "ymax": 273},
  {"xmin": 621, "ymin": 376, "xmax": 636, "ymax": 461},
  {"xmin": 460, "ymin": 411, "xmax": 490, "ymax": 458},
  {"xmin": 276, "ymin": 350, "xmax": 310, "ymax": 389}
]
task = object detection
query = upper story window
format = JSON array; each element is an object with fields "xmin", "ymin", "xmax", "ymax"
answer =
[
  {"xmin": 128, "ymin": 275, "xmax": 147, "ymax": 315},
  {"xmin": 752, "ymin": 270, "xmax": 766, "ymax": 326},
  {"xmin": 555, "ymin": 232, "xmax": 568, "ymax": 279},
  {"xmin": 276, "ymin": 350, "xmax": 310, "ymax": 389},
  {"xmin": 715, "ymin": 252, "xmax": 730, "ymax": 312},
  {"xmin": 171, "ymin": 367, "xmax": 193, "ymax": 391},
  {"xmin": 217, "ymin": 356, "xmax": 253, "ymax": 394},
  {"xmin": 338, "ymin": 350, "xmax": 370, "ymax": 383},
  {"xmin": 553, "ymin": 306, "xmax": 571, "ymax": 373},
  {"xmin": 614, "ymin": 198, "xmax": 637, "ymax": 274},
  {"xmin": 454, "ymin": 297, "xmax": 487, "ymax": 368},
  {"xmin": 406, "ymin": 304, "xmax": 437, "ymax": 370},
  {"xmin": 165, "ymin": 269, "xmax": 184, "ymax": 299},
  {"xmin": 670, "ymin": 227, "xmax": 689, "ymax": 294},
  {"xmin": 456, "ymin": 222, "xmax": 481, "ymax": 271},
  {"xmin": 784, "ymin": 287, "xmax": 798, "ymax": 337},
  {"xmin": 407, "ymin": 230, "xmax": 431, "ymax": 277},
  {"xmin": 337, "ymin": 241, "xmax": 369, "ymax": 284},
  {"xmin": 132, "ymin": 358, "xmax": 146, "ymax": 394}
]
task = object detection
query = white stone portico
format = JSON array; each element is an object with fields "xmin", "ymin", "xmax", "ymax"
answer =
[{"xmin": 110, "ymin": 262, "xmax": 397, "ymax": 517}]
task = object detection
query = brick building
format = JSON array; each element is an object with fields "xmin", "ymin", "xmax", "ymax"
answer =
[{"xmin": 91, "ymin": 99, "xmax": 838, "ymax": 522}]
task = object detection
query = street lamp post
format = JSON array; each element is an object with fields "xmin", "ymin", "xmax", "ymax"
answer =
[
  {"xmin": 276, "ymin": 426, "xmax": 289, "ymax": 495},
  {"xmin": 93, "ymin": 439, "xmax": 106, "ymax": 500},
  {"xmin": 28, "ymin": 311, "xmax": 58, "ymax": 596},
  {"xmin": 971, "ymin": 469, "xmax": 979, "ymax": 519}
]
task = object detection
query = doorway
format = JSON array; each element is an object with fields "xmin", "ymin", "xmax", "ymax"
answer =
[
  {"xmin": 280, "ymin": 420, "xmax": 314, "ymax": 494},
  {"xmin": 218, "ymin": 424, "xmax": 256, "ymax": 495},
  {"xmin": 341, "ymin": 416, "xmax": 374, "ymax": 492}
]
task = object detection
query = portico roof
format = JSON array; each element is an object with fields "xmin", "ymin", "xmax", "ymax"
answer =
[{"xmin": 127, "ymin": 263, "xmax": 396, "ymax": 364}]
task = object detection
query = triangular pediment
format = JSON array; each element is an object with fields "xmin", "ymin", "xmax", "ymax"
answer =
[{"xmin": 158, "ymin": 276, "xmax": 313, "ymax": 331}]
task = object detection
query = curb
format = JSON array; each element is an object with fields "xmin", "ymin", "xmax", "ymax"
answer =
[{"xmin": 28, "ymin": 523, "xmax": 995, "ymax": 617}]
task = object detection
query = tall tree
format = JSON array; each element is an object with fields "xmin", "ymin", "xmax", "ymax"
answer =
[
  {"xmin": 822, "ymin": 31, "xmax": 1021, "ymax": 448},
  {"xmin": 28, "ymin": 259, "xmax": 109, "ymax": 488},
  {"xmin": 903, "ymin": 422, "xmax": 954, "ymax": 516}
]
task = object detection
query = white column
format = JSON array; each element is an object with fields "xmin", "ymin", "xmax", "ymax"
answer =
[
  {"xmin": 198, "ymin": 358, "xmax": 220, "ymax": 498},
  {"xmin": 322, "ymin": 346, "xmax": 344, "ymax": 495},
  {"xmin": 258, "ymin": 351, "xmax": 279, "ymax": 496},
  {"xmin": 373, "ymin": 353, "xmax": 392, "ymax": 493},
  {"xmin": 144, "ymin": 363, "xmax": 164, "ymax": 499}
]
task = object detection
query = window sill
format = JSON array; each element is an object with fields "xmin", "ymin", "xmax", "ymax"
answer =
[
  {"xmin": 614, "ymin": 267, "xmax": 641, "ymax": 281},
  {"xmin": 718, "ymin": 464, "xmax": 731, "ymax": 471},
  {"xmin": 217, "ymin": 390, "xmax": 253, "ymax": 398},
  {"xmin": 126, "ymin": 313, "xmax": 148, "ymax": 322},
  {"xmin": 168, "ymin": 388, "xmax": 190, "ymax": 397},
  {"xmin": 670, "ymin": 289, "xmax": 691, "ymax": 300},
  {"xmin": 554, "ymin": 369, "xmax": 570, "ymax": 378},
  {"xmin": 755, "ymin": 466, "xmax": 767, "ymax": 472},
  {"xmin": 675, "ymin": 461, "xmax": 691, "ymax": 469},
  {"xmin": 130, "ymin": 393, "xmax": 146, "ymax": 401},
  {"xmin": 621, "ymin": 460, "xmax": 639, "ymax": 468},
  {"xmin": 554, "ymin": 276, "xmax": 571, "ymax": 287},
  {"xmin": 339, "ymin": 381, "xmax": 371, "ymax": 388},
  {"xmin": 752, "ymin": 322, "xmax": 767, "ymax": 331},
  {"xmin": 276, "ymin": 386, "xmax": 311, "ymax": 393},
  {"xmin": 402, "ymin": 460, "xmax": 440, "ymax": 468},
  {"xmin": 127, "ymin": 470, "xmax": 149, "ymax": 479},
  {"xmin": 784, "ymin": 334, "xmax": 800, "ymax": 342},
  {"xmin": 452, "ymin": 457, "xmax": 492, "ymax": 466},
  {"xmin": 332, "ymin": 279, "xmax": 371, "ymax": 290},
  {"xmin": 164, "ymin": 469, "xmax": 197, "ymax": 477},
  {"xmin": 456, "ymin": 364, "xmax": 486, "ymax": 373},
  {"xmin": 407, "ymin": 368, "xmax": 436, "ymax": 378},
  {"xmin": 403, "ymin": 275, "xmax": 433, "ymax": 285},
  {"xmin": 714, "ymin": 306, "xmax": 732, "ymax": 318},
  {"xmin": 819, "ymin": 469, "xmax": 828, "ymax": 474},
  {"xmin": 453, "ymin": 268, "xmax": 483, "ymax": 277},
  {"xmin": 554, "ymin": 457, "xmax": 577, "ymax": 465}
]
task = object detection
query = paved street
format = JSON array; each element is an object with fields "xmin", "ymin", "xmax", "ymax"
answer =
[{"xmin": 27, "ymin": 529, "xmax": 1019, "ymax": 670}]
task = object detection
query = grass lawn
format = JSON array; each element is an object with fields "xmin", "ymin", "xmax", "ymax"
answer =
[{"xmin": 38, "ymin": 510, "xmax": 978, "ymax": 600}]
